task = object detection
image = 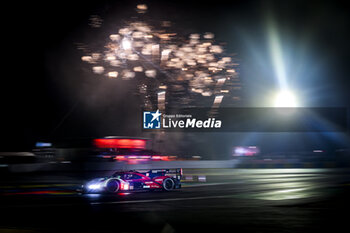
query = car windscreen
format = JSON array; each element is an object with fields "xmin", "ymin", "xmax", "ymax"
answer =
[{"xmin": 112, "ymin": 172, "xmax": 124, "ymax": 179}]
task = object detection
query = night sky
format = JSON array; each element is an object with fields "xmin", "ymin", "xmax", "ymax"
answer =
[{"xmin": 1, "ymin": 0, "xmax": 349, "ymax": 153}]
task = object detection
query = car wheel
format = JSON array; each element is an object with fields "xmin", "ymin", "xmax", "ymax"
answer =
[
  {"xmin": 106, "ymin": 179, "xmax": 120, "ymax": 193},
  {"xmin": 162, "ymin": 178, "xmax": 175, "ymax": 191}
]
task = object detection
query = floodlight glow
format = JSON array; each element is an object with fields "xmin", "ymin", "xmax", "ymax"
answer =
[
  {"xmin": 273, "ymin": 90, "xmax": 298, "ymax": 107},
  {"xmin": 267, "ymin": 16, "xmax": 288, "ymax": 90}
]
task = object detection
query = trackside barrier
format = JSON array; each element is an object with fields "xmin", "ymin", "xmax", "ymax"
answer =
[
  {"xmin": 5, "ymin": 160, "xmax": 239, "ymax": 173},
  {"xmin": 236, "ymin": 161, "xmax": 350, "ymax": 168},
  {"xmin": 83, "ymin": 160, "xmax": 241, "ymax": 171}
]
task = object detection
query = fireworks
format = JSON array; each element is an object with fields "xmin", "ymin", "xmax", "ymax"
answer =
[{"xmin": 79, "ymin": 4, "xmax": 240, "ymax": 110}]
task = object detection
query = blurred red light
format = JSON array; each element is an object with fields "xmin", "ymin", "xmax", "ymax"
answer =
[
  {"xmin": 118, "ymin": 192, "xmax": 131, "ymax": 196},
  {"xmin": 93, "ymin": 139, "xmax": 146, "ymax": 149}
]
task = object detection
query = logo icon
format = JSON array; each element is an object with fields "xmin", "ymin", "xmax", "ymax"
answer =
[{"xmin": 143, "ymin": 110, "xmax": 161, "ymax": 129}]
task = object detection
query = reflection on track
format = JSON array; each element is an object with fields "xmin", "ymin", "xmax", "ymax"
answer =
[
  {"xmin": 1, "ymin": 168, "xmax": 350, "ymax": 207},
  {"xmin": 82, "ymin": 168, "xmax": 350, "ymax": 206}
]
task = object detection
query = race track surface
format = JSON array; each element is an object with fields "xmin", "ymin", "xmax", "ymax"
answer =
[{"xmin": 1, "ymin": 168, "xmax": 350, "ymax": 233}]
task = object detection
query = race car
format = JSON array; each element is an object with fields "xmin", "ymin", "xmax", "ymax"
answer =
[{"xmin": 82, "ymin": 169, "xmax": 182, "ymax": 193}]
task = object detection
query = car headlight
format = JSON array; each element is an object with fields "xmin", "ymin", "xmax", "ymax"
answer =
[{"xmin": 88, "ymin": 183, "xmax": 102, "ymax": 190}]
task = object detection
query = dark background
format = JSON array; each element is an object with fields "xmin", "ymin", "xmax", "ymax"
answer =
[{"xmin": 1, "ymin": 0, "xmax": 349, "ymax": 153}]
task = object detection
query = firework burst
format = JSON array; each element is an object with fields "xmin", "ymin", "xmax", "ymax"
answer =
[{"xmin": 79, "ymin": 4, "xmax": 241, "ymax": 111}]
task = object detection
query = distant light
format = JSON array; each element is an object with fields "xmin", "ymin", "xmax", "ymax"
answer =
[
  {"xmin": 222, "ymin": 57, "xmax": 231, "ymax": 63},
  {"xmin": 204, "ymin": 32, "xmax": 214, "ymax": 39},
  {"xmin": 127, "ymin": 54, "xmax": 139, "ymax": 61},
  {"xmin": 137, "ymin": 4, "xmax": 148, "ymax": 10},
  {"xmin": 202, "ymin": 91, "xmax": 212, "ymax": 96},
  {"xmin": 119, "ymin": 28, "xmax": 130, "ymax": 35},
  {"xmin": 217, "ymin": 78, "xmax": 226, "ymax": 85},
  {"xmin": 36, "ymin": 142, "xmax": 52, "ymax": 147},
  {"xmin": 132, "ymin": 31, "xmax": 143, "ymax": 39},
  {"xmin": 81, "ymin": 56, "xmax": 92, "ymax": 62},
  {"xmin": 145, "ymin": 69, "xmax": 157, "ymax": 78},
  {"xmin": 133, "ymin": 66, "xmax": 143, "ymax": 72},
  {"xmin": 235, "ymin": 147, "xmax": 246, "ymax": 155},
  {"xmin": 92, "ymin": 66, "xmax": 104, "ymax": 74},
  {"xmin": 93, "ymin": 138, "xmax": 146, "ymax": 149},
  {"xmin": 190, "ymin": 34, "xmax": 200, "ymax": 40},
  {"xmin": 122, "ymin": 71, "xmax": 135, "ymax": 79},
  {"xmin": 108, "ymin": 71, "xmax": 118, "ymax": 78},
  {"xmin": 121, "ymin": 38, "xmax": 132, "ymax": 50},
  {"xmin": 109, "ymin": 34, "xmax": 120, "ymax": 41},
  {"xmin": 213, "ymin": 95, "xmax": 223, "ymax": 104},
  {"xmin": 110, "ymin": 60, "xmax": 121, "ymax": 67},
  {"xmin": 210, "ymin": 45, "xmax": 223, "ymax": 53},
  {"xmin": 106, "ymin": 54, "xmax": 116, "ymax": 61},
  {"xmin": 91, "ymin": 53, "xmax": 101, "ymax": 60},
  {"xmin": 60, "ymin": 161, "xmax": 71, "ymax": 164},
  {"xmin": 233, "ymin": 146, "xmax": 259, "ymax": 156},
  {"xmin": 273, "ymin": 90, "xmax": 298, "ymax": 107}
]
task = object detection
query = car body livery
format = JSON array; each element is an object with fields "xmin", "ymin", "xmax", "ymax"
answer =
[{"xmin": 82, "ymin": 169, "xmax": 182, "ymax": 193}]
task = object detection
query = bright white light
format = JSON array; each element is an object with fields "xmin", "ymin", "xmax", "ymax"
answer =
[
  {"xmin": 121, "ymin": 38, "xmax": 132, "ymax": 50},
  {"xmin": 213, "ymin": 95, "xmax": 224, "ymax": 106},
  {"xmin": 81, "ymin": 56, "xmax": 92, "ymax": 62},
  {"xmin": 235, "ymin": 147, "xmax": 246, "ymax": 154},
  {"xmin": 109, "ymin": 34, "xmax": 120, "ymax": 41},
  {"xmin": 267, "ymin": 19, "xmax": 288, "ymax": 89},
  {"xmin": 145, "ymin": 69, "xmax": 156, "ymax": 78},
  {"xmin": 92, "ymin": 66, "xmax": 104, "ymax": 74},
  {"xmin": 133, "ymin": 66, "xmax": 143, "ymax": 72},
  {"xmin": 108, "ymin": 71, "xmax": 118, "ymax": 78},
  {"xmin": 88, "ymin": 184, "xmax": 102, "ymax": 190},
  {"xmin": 137, "ymin": 4, "xmax": 148, "ymax": 11},
  {"xmin": 273, "ymin": 90, "xmax": 298, "ymax": 107}
]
